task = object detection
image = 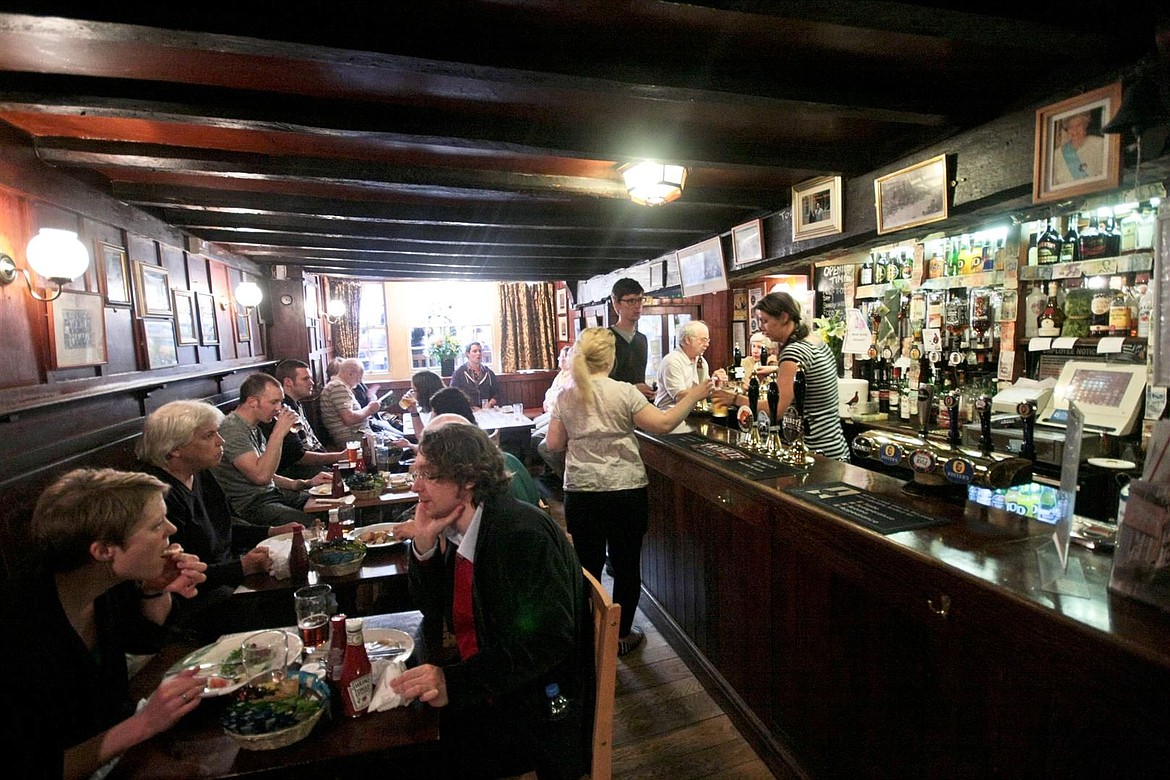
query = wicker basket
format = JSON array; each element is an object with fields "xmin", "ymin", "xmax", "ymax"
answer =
[
  {"xmin": 225, "ymin": 700, "xmax": 325, "ymax": 751},
  {"xmin": 350, "ymin": 487, "xmax": 382, "ymax": 501},
  {"xmin": 310, "ymin": 550, "xmax": 366, "ymax": 577}
]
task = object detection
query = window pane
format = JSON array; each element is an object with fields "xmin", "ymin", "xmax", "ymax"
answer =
[
  {"xmin": 405, "ymin": 282, "xmax": 498, "ymax": 371},
  {"xmin": 358, "ymin": 283, "xmax": 388, "ymax": 372}
]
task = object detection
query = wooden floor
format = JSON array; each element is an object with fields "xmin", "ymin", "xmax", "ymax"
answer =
[{"xmin": 538, "ymin": 476, "xmax": 782, "ymax": 779}]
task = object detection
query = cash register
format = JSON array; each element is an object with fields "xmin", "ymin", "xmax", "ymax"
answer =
[{"xmin": 965, "ymin": 360, "xmax": 1146, "ymax": 466}]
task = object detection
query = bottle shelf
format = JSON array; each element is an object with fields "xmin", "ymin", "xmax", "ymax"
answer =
[
  {"xmin": 855, "ymin": 271, "xmax": 1005, "ymax": 299},
  {"xmin": 1018, "ymin": 250, "xmax": 1153, "ymax": 281}
]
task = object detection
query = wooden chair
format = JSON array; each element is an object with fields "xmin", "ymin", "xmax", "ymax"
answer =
[{"xmin": 583, "ymin": 567, "xmax": 620, "ymax": 780}]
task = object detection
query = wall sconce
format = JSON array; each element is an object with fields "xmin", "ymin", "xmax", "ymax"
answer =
[
  {"xmin": 620, "ymin": 160, "xmax": 688, "ymax": 206},
  {"xmin": 234, "ymin": 281, "xmax": 263, "ymax": 314},
  {"xmin": 325, "ymin": 298, "xmax": 346, "ymax": 324},
  {"xmin": 0, "ymin": 228, "xmax": 91, "ymax": 302}
]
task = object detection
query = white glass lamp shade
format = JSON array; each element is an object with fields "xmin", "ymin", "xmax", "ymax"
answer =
[
  {"xmin": 26, "ymin": 228, "xmax": 90, "ymax": 281},
  {"xmin": 621, "ymin": 161, "xmax": 688, "ymax": 206},
  {"xmin": 326, "ymin": 299, "xmax": 346, "ymax": 319},
  {"xmin": 235, "ymin": 281, "xmax": 263, "ymax": 308}
]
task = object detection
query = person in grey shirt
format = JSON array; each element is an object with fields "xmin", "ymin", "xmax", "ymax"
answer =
[{"xmin": 212, "ymin": 373, "xmax": 331, "ymax": 526}]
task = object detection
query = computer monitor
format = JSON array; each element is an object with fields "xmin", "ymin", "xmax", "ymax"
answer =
[{"xmin": 1038, "ymin": 360, "xmax": 1146, "ymax": 436}]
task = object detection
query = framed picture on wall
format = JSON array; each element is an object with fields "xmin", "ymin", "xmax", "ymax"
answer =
[
  {"xmin": 556, "ymin": 287, "xmax": 567, "ymax": 314},
  {"xmin": 134, "ymin": 262, "xmax": 173, "ymax": 317},
  {"xmin": 791, "ymin": 175, "xmax": 843, "ymax": 241},
  {"xmin": 96, "ymin": 241, "xmax": 131, "ymax": 307},
  {"xmin": 195, "ymin": 291, "xmax": 219, "ymax": 345},
  {"xmin": 172, "ymin": 289, "xmax": 199, "ymax": 345},
  {"xmin": 1032, "ymin": 82, "xmax": 1121, "ymax": 204},
  {"xmin": 731, "ymin": 219, "xmax": 765, "ymax": 268},
  {"xmin": 48, "ymin": 289, "xmax": 108, "ymax": 368},
  {"xmin": 235, "ymin": 306, "xmax": 252, "ymax": 343},
  {"xmin": 874, "ymin": 154, "xmax": 949, "ymax": 235},
  {"xmin": 676, "ymin": 237, "xmax": 728, "ymax": 297},
  {"xmin": 143, "ymin": 317, "xmax": 179, "ymax": 369},
  {"xmin": 732, "ymin": 289, "xmax": 748, "ymax": 320},
  {"xmin": 557, "ymin": 315, "xmax": 568, "ymax": 341}
]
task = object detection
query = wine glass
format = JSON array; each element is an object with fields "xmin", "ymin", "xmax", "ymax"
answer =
[{"xmin": 241, "ymin": 629, "xmax": 292, "ymax": 682}]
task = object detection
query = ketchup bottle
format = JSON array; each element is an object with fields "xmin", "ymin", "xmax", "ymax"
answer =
[
  {"xmin": 339, "ymin": 618, "xmax": 372, "ymax": 717},
  {"xmin": 289, "ymin": 526, "xmax": 310, "ymax": 586},
  {"xmin": 325, "ymin": 508, "xmax": 343, "ymax": 541}
]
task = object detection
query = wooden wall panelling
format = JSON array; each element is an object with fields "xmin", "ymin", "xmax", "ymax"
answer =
[{"xmin": 0, "ymin": 188, "xmax": 40, "ymax": 387}]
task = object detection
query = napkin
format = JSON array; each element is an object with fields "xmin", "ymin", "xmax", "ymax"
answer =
[
  {"xmin": 257, "ymin": 536, "xmax": 291, "ymax": 579},
  {"xmin": 369, "ymin": 658, "xmax": 406, "ymax": 711}
]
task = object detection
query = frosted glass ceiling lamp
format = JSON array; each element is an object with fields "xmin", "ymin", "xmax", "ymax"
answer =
[
  {"xmin": 325, "ymin": 298, "xmax": 346, "ymax": 324},
  {"xmin": 234, "ymin": 281, "xmax": 263, "ymax": 313},
  {"xmin": 620, "ymin": 161, "xmax": 688, "ymax": 206},
  {"xmin": 0, "ymin": 228, "xmax": 91, "ymax": 302}
]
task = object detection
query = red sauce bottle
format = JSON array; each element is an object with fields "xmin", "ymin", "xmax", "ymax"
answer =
[
  {"xmin": 339, "ymin": 618, "xmax": 372, "ymax": 717},
  {"xmin": 289, "ymin": 526, "xmax": 310, "ymax": 586}
]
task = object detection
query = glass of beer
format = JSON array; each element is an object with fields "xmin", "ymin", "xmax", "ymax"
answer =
[
  {"xmin": 293, "ymin": 584, "xmax": 335, "ymax": 652},
  {"xmin": 398, "ymin": 389, "xmax": 416, "ymax": 411}
]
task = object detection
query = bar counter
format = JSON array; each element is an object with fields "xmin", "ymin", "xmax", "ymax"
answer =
[{"xmin": 638, "ymin": 420, "xmax": 1170, "ymax": 778}]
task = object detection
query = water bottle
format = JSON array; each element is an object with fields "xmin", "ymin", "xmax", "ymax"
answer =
[{"xmin": 545, "ymin": 682, "xmax": 570, "ymax": 721}]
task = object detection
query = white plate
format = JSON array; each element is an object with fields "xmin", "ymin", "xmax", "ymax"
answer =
[
  {"xmin": 164, "ymin": 629, "xmax": 304, "ymax": 698},
  {"xmin": 348, "ymin": 522, "xmax": 407, "ymax": 549},
  {"xmin": 308, "ymin": 483, "xmax": 348, "ymax": 496},
  {"xmin": 363, "ymin": 627, "xmax": 414, "ymax": 663}
]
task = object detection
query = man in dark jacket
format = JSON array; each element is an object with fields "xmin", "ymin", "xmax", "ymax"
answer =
[{"xmin": 392, "ymin": 424, "xmax": 594, "ymax": 780}]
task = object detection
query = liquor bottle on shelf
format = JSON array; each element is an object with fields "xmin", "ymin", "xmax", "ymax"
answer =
[
  {"xmin": 731, "ymin": 344, "xmax": 744, "ymax": 382},
  {"xmin": 1079, "ymin": 215, "xmax": 1109, "ymax": 261},
  {"xmin": 1025, "ymin": 285, "xmax": 1047, "ymax": 339},
  {"xmin": 1119, "ymin": 209, "xmax": 1140, "ymax": 253},
  {"xmin": 956, "ymin": 235, "xmax": 972, "ymax": 275},
  {"xmin": 1037, "ymin": 283, "xmax": 1064, "ymax": 338},
  {"xmin": 1138, "ymin": 283, "xmax": 1153, "ymax": 338},
  {"xmin": 860, "ymin": 254, "xmax": 874, "ymax": 286},
  {"xmin": 1059, "ymin": 213, "xmax": 1080, "ymax": 264},
  {"xmin": 900, "ymin": 374, "xmax": 912, "ymax": 421},
  {"xmin": 1108, "ymin": 277, "xmax": 1130, "ymax": 336},
  {"xmin": 874, "ymin": 252, "xmax": 887, "ymax": 285},
  {"xmin": 1089, "ymin": 283, "xmax": 1112, "ymax": 334},
  {"xmin": 1104, "ymin": 215, "xmax": 1121, "ymax": 257},
  {"xmin": 928, "ymin": 245, "xmax": 945, "ymax": 279},
  {"xmin": 901, "ymin": 250, "xmax": 914, "ymax": 280},
  {"xmin": 1036, "ymin": 218, "xmax": 1062, "ymax": 265},
  {"xmin": 887, "ymin": 368, "xmax": 900, "ymax": 422}
]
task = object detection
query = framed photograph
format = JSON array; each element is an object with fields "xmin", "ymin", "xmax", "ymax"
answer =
[
  {"xmin": 733, "ymin": 289, "xmax": 748, "ymax": 320},
  {"xmin": 134, "ymin": 262, "xmax": 173, "ymax": 317},
  {"xmin": 747, "ymin": 285, "xmax": 765, "ymax": 330},
  {"xmin": 142, "ymin": 317, "xmax": 179, "ymax": 369},
  {"xmin": 48, "ymin": 290, "xmax": 108, "ymax": 368},
  {"xmin": 731, "ymin": 219, "xmax": 765, "ymax": 268},
  {"xmin": 675, "ymin": 237, "xmax": 728, "ymax": 297},
  {"xmin": 874, "ymin": 154, "xmax": 950, "ymax": 235},
  {"xmin": 556, "ymin": 287, "xmax": 567, "ymax": 314},
  {"xmin": 96, "ymin": 241, "xmax": 131, "ymax": 306},
  {"xmin": 791, "ymin": 176, "xmax": 843, "ymax": 241},
  {"xmin": 172, "ymin": 289, "xmax": 199, "ymax": 345},
  {"xmin": 195, "ymin": 291, "xmax": 219, "ymax": 345},
  {"xmin": 235, "ymin": 306, "xmax": 252, "ymax": 343},
  {"xmin": 1033, "ymin": 82, "xmax": 1122, "ymax": 204},
  {"xmin": 557, "ymin": 315, "xmax": 569, "ymax": 341}
]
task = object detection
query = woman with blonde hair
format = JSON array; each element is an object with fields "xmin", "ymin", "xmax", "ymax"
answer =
[{"xmin": 547, "ymin": 327, "xmax": 711, "ymax": 655}]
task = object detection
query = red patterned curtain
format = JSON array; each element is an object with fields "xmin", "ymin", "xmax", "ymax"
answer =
[
  {"xmin": 499, "ymin": 282, "xmax": 556, "ymax": 372},
  {"xmin": 329, "ymin": 279, "xmax": 362, "ymax": 358}
]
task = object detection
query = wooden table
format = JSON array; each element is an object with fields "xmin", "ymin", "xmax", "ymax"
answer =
[
  {"xmin": 401, "ymin": 408, "xmax": 534, "ymax": 436},
  {"xmin": 112, "ymin": 612, "xmax": 440, "ymax": 779}
]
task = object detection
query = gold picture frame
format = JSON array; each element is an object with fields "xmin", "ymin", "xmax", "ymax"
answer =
[
  {"xmin": 172, "ymin": 289, "xmax": 199, "ymax": 345},
  {"xmin": 48, "ymin": 289, "xmax": 108, "ymax": 368},
  {"xmin": 1032, "ymin": 82, "xmax": 1122, "ymax": 204},
  {"xmin": 791, "ymin": 176, "xmax": 843, "ymax": 241},
  {"xmin": 142, "ymin": 317, "xmax": 179, "ymax": 369},
  {"xmin": 134, "ymin": 261, "xmax": 173, "ymax": 317},
  {"xmin": 874, "ymin": 154, "xmax": 949, "ymax": 235},
  {"xmin": 96, "ymin": 240, "xmax": 131, "ymax": 307},
  {"xmin": 195, "ymin": 291, "xmax": 219, "ymax": 345}
]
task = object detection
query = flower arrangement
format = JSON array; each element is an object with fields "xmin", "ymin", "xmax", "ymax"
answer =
[
  {"xmin": 427, "ymin": 331, "xmax": 462, "ymax": 363},
  {"xmin": 812, "ymin": 312, "xmax": 846, "ymax": 371}
]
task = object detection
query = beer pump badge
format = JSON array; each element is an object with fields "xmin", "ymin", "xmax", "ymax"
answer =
[
  {"xmin": 879, "ymin": 442, "xmax": 903, "ymax": 466},
  {"xmin": 944, "ymin": 457, "xmax": 975, "ymax": 484}
]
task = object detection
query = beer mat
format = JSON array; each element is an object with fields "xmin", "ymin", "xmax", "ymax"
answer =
[
  {"xmin": 657, "ymin": 432, "xmax": 803, "ymax": 481},
  {"xmin": 787, "ymin": 482, "xmax": 951, "ymax": 535}
]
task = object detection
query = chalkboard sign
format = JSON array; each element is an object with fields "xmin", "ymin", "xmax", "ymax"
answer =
[{"xmin": 814, "ymin": 264, "xmax": 848, "ymax": 320}]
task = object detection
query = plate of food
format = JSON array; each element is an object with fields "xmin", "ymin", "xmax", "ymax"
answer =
[
  {"xmin": 348, "ymin": 522, "xmax": 407, "ymax": 549},
  {"xmin": 363, "ymin": 627, "xmax": 414, "ymax": 663},
  {"xmin": 165, "ymin": 629, "xmax": 304, "ymax": 697},
  {"xmin": 308, "ymin": 483, "xmax": 348, "ymax": 496}
]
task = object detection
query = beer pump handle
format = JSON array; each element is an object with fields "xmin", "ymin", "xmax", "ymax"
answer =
[
  {"xmin": 747, "ymin": 377, "xmax": 759, "ymax": 417},
  {"xmin": 766, "ymin": 379, "xmax": 780, "ymax": 427},
  {"xmin": 976, "ymin": 394, "xmax": 993, "ymax": 454},
  {"xmin": 917, "ymin": 383, "xmax": 935, "ymax": 439},
  {"xmin": 947, "ymin": 392, "xmax": 964, "ymax": 447},
  {"xmin": 1018, "ymin": 401, "xmax": 1037, "ymax": 463}
]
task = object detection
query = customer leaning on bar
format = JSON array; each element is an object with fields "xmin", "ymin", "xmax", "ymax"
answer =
[{"xmin": 1, "ymin": 469, "xmax": 208, "ymax": 779}]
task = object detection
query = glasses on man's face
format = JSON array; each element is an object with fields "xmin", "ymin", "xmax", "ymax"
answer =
[
  {"xmin": 409, "ymin": 468, "xmax": 439, "ymax": 484},
  {"xmin": 618, "ymin": 296, "xmax": 645, "ymax": 306}
]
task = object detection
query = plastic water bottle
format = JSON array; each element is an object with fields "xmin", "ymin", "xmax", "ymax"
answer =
[{"xmin": 545, "ymin": 682, "xmax": 570, "ymax": 721}]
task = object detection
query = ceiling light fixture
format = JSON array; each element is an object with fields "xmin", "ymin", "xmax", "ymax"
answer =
[
  {"xmin": 234, "ymin": 280, "xmax": 263, "ymax": 313},
  {"xmin": 620, "ymin": 160, "xmax": 688, "ymax": 206},
  {"xmin": 0, "ymin": 228, "xmax": 91, "ymax": 302}
]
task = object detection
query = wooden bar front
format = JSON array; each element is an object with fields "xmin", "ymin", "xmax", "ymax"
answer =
[{"xmin": 639, "ymin": 424, "xmax": 1170, "ymax": 778}]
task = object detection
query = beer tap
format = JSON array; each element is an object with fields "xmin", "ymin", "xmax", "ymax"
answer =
[
  {"xmin": 917, "ymin": 383, "xmax": 935, "ymax": 440},
  {"xmin": 1017, "ymin": 400, "xmax": 1037, "ymax": 463},
  {"xmin": 976, "ymin": 394, "xmax": 993, "ymax": 455},
  {"xmin": 944, "ymin": 391, "xmax": 962, "ymax": 447},
  {"xmin": 746, "ymin": 376, "xmax": 761, "ymax": 450},
  {"xmin": 766, "ymin": 378, "xmax": 781, "ymax": 456}
]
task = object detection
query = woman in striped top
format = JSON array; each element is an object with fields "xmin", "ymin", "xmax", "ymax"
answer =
[{"xmin": 715, "ymin": 292, "xmax": 850, "ymax": 460}]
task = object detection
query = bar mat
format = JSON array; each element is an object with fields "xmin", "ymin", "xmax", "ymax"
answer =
[
  {"xmin": 787, "ymin": 481, "xmax": 951, "ymax": 535},
  {"xmin": 657, "ymin": 432, "xmax": 804, "ymax": 481}
]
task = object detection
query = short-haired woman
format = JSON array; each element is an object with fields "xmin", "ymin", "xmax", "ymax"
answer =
[
  {"xmin": 546, "ymin": 327, "xmax": 711, "ymax": 655},
  {"xmin": 2, "ymin": 468, "xmax": 208, "ymax": 778}
]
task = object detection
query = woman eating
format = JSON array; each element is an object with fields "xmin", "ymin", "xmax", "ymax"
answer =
[
  {"xmin": 2, "ymin": 468, "xmax": 208, "ymax": 778},
  {"xmin": 450, "ymin": 341, "xmax": 500, "ymax": 409},
  {"xmin": 546, "ymin": 328, "xmax": 711, "ymax": 655}
]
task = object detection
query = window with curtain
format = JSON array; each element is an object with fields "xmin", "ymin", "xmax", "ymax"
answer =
[{"xmin": 357, "ymin": 282, "xmax": 388, "ymax": 371}]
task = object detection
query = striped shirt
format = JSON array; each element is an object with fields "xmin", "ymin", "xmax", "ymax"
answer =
[{"xmin": 779, "ymin": 339, "xmax": 849, "ymax": 460}]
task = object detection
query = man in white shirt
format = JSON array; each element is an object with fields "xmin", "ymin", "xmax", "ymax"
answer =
[{"xmin": 655, "ymin": 320, "xmax": 713, "ymax": 409}]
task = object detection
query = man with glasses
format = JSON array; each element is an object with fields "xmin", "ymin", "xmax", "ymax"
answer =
[
  {"xmin": 391, "ymin": 424, "xmax": 593, "ymax": 779},
  {"xmin": 655, "ymin": 320, "xmax": 719, "ymax": 411},
  {"xmin": 260, "ymin": 360, "xmax": 345, "ymax": 479},
  {"xmin": 608, "ymin": 277, "xmax": 655, "ymax": 400}
]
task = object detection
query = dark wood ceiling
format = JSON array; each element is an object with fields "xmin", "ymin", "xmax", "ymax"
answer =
[{"xmin": 0, "ymin": 2, "xmax": 1161, "ymax": 281}]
